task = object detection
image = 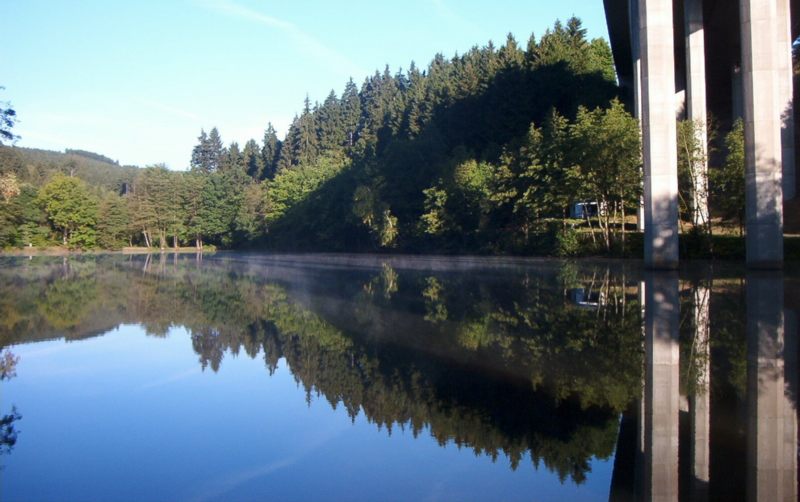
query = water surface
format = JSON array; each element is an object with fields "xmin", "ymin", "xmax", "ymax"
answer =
[{"xmin": 0, "ymin": 253, "xmax": 797, "ymax": 501}]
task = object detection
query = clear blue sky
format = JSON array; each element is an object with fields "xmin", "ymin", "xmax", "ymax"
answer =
[{"xmin": 3, "ymin": 0, "xmax": 610, "ymax": 170}]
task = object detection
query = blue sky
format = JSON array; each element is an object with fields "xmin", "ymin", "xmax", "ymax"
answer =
[{"xmin": 3, "ymin": 0, "xmax": 609, "ymax": 170}]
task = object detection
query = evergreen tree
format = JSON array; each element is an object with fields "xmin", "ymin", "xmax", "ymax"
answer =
[
  {"xmin": 497, "ymin": 33, "xmax": 524, "ymax": 69},
  {"xmin": 207, "ymin": 127, "xmax": 225, "ymax": 172},
  {"xmin": 296, "ymin": 96, "xmax": 319, "ymax": 165},
  {"xmin": 221, "ymin": 141, "xmax": 243, "ymax": 173},
  {"xmin": 317, "ymin": 90, "xmax": 344, "ymax": 153},
  {"xmin": 190, "ymin": 127, "xmax": 225, "ymax": 173},
  {"xmin": 340, "ymin": 78, "xmax": 362, "ymax": 149},
  {"xmin": 261, "ymin": 123, "xmax": 280, "ymax": 179},
  {"xmin": 96, "ymin": 193, "xmax": 131, "ymax": 249},
  {"xmin": 277, "ymin": 117, "xmax": 299, "ymax": 171},
  {"xmin": 0, "ymin": 87, "xmax": 18, "ymax": 145},
  {"xmin": 242, "ymin": 139, "xmax": 264, "ymax": 180},
  {"xmin": 190, "ymin": 129, "xmax": 211, "ymax": 173}
]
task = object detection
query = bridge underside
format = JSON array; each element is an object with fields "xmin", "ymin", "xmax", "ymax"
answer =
[
  {"xmin": 605, "ymin": 0, "xmax": 800, "ymax": 136},
  {"xmin": 604, "ymin": 0, "xmax": 799, "ymax": 267}
]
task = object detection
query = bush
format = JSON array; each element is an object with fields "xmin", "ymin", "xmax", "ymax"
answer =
[{"xmin": 556, "ymin": 226, "xmax": 582, "ymax": 257}]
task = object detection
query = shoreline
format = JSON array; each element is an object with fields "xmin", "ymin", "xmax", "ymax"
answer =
[{"xmin": 0, "ymin": 247, "xmax": 212, "ymax": 256}]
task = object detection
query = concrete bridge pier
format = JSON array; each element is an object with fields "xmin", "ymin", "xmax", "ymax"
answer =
[
  {"xmin": 639, "ymin": 0, "xmax": 680, "ymax": 269},
  {"xmin": 741, "ymin": 0, "xmax": 788, "ymax": 267},
  {"xmin": 684, "ymin": 0, "xmax": 709, "ymax": 228},
  {"xmin": 609, "ymin": 0, "xmax": 797, "ymax": 267}
]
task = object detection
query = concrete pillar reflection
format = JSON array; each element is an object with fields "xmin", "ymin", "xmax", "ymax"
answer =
[
  {"xmin": 740, "ymin": 0, "xmax": 785, "ymax": 267},
  {"xmin": 746, "ymin": 273, "xmax": 797, "ymax": 502},
  {"xmin": 691, "ymin": 285, "xmax": 711, "ymax": 500},
  {"xmin": 684, "ymin": 0, "xmax": 709, "ymax": 227},
  {"xmin": 643, "ymin": 272, "xmax": 680, "ymax": 501},
  {"xmin": 640, "ymin": 0, "xmax": 679, "ymax": 268}
]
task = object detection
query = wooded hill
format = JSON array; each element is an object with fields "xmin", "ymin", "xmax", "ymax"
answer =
[
  {"xmin": 0, "ymin": 146, "xmax": 138, "ymax": 191},
  {"xmin": 0, "ymin": 17, "xmax": 747, "ymax": 254}
]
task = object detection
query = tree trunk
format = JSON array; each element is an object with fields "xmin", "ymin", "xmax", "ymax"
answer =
[
  {"xmin": 620, "ymin": 195, "xmax": 626, "ymax": 254},
  {"xmin": 584, "ymin": 211, "xmax": 597, "ymax": 246}
]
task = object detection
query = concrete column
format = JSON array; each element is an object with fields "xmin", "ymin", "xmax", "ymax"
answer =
[
  {"xmin": 630, "ymin": 0, "xmax": 646, "ymax": 232},
  {"xmin": 777, "ymin": 0, "xmax": 796, "ymax": 200},
  {"xmin": 746, "ymin": 273, "xmax": 796, "ymax": 502},
  {"xmin": 640, "ymin": 0, "xmax": 680, "ymax": 269},
  {"xmin": 691, "ymin": 285, "xmax": 711, "ymax": 500},
  {"xmin": 684, "ymin": 0, "xmax": 709, "ymax": 227},
  {"xmin": 643, "ymin": 272, "xmax": 680, "ymax": 501},
  {"xmin": 740, "ymin": 0, "xmax": 785, "ymax": 268}
]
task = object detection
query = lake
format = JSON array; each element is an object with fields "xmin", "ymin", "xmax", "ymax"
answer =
[{"xmin": 0, "ymin": 253, "xmax": 797, "ymax": 501}]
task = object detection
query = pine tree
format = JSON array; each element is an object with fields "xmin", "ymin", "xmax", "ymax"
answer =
[
  {"xmin": 296, "ymin": 96, "xmax": 319, "ymax": 165},
  {"xmin": 340, "ymin": 78, "xmax": 361, "ymax": 149},
  {"xmin": 261, "ymin": 123, "xmax": 280, "ymax": 179},
  {"xmin": 221, "ymin": 141, "xmax": 243, "ymax": 172},
  {"xmin": 190, "ymin": 129, "xmax": 210, "ymax": 173},
  {"xmin": 277, "ymin": 117, "xmax": 299, "ymax": 171},
  {"xmin": 317, "ymin": 90, "xmax": 344, "ymax": 154},
  {"xmin": 403, "ymin": 62, "xmax": 427, "ymax": 138},
  {"xmin": 207, "ymin": 127, "xmax": 224, "ymax": 172},
  {"xmin": 497, "ymin": 33, "xmax": 524, "ymax": 69},
  {"xmin": 242, "ymin": 139, "xmax": 264, "ymax": 180}
]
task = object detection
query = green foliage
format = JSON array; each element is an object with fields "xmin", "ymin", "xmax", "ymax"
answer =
[
  {"xmin": 0, "ymin": 87, "xmax": 18, "ymax": 145},
  {"xmin": 420, "ymin": 185, "xmax": 449, "ymax": 235},
  {"xmin": 242, "ymin": 139, "xmax": 263, "ymax": 180},
  {"xmin": 96, "ymin": 193, "xmax": 130, "ymax": 249},
  {"xmin": 190, "ymin": 127, "xmax": 224, "ymax": 173},
  {"xmin": 0, "ymin": 146, "xmax": 137, "ymax": 191},
  {"xmin": 261, "ymin": 123, "xmax": 280, "ymax": 180},
  {"xmin": 0, "ymin": 17, "xmax": 701, "ymax": 256},
  {"xmin": 352, "ymin": 180, "xmax": 399, "ymax": 248},
  {"xmin": 555, "ymin": 226, "xmax": 582, "ymax": 257},
  {"xmin": 265, "ymin": 154, "xmax": 346, "ymax": 226},
  {"xmin": 37, "ymin": 175, "xmax": 98, "ymax": 247},
  {"xmin": 711, "ymin": 119, "xmax": 745, "ymax": 234},
  {"xmin": 571, "ymin": 99, "xmax": 641, "ymax": 250}
]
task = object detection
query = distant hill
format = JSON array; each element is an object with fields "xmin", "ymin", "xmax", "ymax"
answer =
[
  {"xmin": 64, "ymin": 149, "xmax": 119, "ymax": 166},
  {"xmin": 0, "ymin": 146, "xmax": 139, "ymax": 191}
]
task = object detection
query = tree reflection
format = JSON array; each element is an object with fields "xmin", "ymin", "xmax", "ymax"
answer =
[
  {"xmin": 0, "ymin": 256, "xmax": 652, "ymax": 483},
  {"xmin": 0, "ymin": 348, "xmax": 21, "ymax": 458}
]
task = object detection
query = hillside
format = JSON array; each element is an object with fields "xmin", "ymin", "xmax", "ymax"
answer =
[{"xmin": 0, "ymin": 146, "xmax": 139, "ymax": 191}]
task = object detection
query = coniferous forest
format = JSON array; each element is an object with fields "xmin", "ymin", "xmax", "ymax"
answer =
[{"xmin": 0, "ymin": 18, "xmax": 749, "ymax": 255}]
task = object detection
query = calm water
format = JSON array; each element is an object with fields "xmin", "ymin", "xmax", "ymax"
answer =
[{"xmin": 0, "ymin": 253, "xmax": 797, "ymax": 502}]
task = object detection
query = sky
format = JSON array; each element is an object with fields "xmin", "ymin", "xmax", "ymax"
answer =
[{"xmin": 2, "ymin": 0, "xmax": 610, "ymax": 170}]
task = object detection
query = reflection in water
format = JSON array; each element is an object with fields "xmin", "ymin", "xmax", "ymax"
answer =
[
  {"xmin": 642, "ymin": 272, "xmax": 680, "ymax": 502},
  {"xmin": 0, "ymin": 349, "xmax": 21, "ymax": 457},
  {"xmin": 690, "ymin": 282, "xmax": 711, "ymax": 501},
  {"xmin": 0, "ymin": 254, "xmax": 797, "ymax": 500},
  {"xmin": 746, "ymin": 273, "xmax": 797, "ymax": 502}
]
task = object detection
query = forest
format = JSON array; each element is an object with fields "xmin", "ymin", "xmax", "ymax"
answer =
[{"xmin": 0, "ymin": 18, "xmax": 746, "ymax": 255}]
